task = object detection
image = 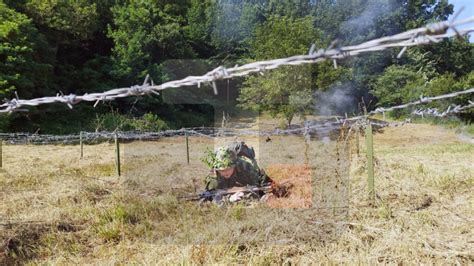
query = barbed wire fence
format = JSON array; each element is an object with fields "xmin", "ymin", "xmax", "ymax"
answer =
[
  {"xmin": 1, "ymin": 16, "xmax": 473, "ymax": 114},
  {"xmin": 1, "ymin": 15, "xmax": 474, "ymax": 223},
  {"xmin": 412, "ymin": 101, "xmax": 474, "ymax": 118},
  {"xmin": 0, "ymin": 84, "xmax": 471, "ymax": 145}
]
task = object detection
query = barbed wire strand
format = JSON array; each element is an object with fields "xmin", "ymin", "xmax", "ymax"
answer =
[
  {"xmin": 1, "ymin": 85, "xmax": 472, "ymax": 145},
  {"xmin": 342, "ymin": 87, "xmax": 474, "ymax": 122},
  {"xmin": 1, "ymin": 16, "xmax": 474, "ymax": 113},
  {"xmin": 412, "ymin": 101, "xmax": 474, "ymax": 117},
  {"xmin": 0, "ymin": 85, "xmax": 472, "ymax": 144}
]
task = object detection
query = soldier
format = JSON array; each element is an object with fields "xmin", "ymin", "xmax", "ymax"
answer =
[{"xmin": 203, "ymin": 142, "xmax": 272, "ymax": 193}]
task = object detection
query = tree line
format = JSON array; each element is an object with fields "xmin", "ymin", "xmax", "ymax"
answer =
[{"xmin": 0, "ymin": 0, "xmax": 472, "ymax": 133}]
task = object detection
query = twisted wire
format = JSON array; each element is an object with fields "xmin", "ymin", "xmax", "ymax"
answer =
[{"xmin": 1, "ymin": 16, "xmax": 473, "ymax": 113}]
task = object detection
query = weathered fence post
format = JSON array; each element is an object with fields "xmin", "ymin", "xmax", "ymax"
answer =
[
  {"xmin": 80, "ymin": 131, "xmax": 84, "ymax": 159},
  {"xmin": 0, "ymin": 138, "xmax": 3, "ymax": 168},
  {"xmin": 185, "ymin": 132, "xmax": 190, "ymax": 165},
  {"xmin": 303, "ymin": 124, "xmax": 310, "ymax": 166},
  {"xmin": 355, "ymin": 127, "xmax": 360, "ymax": 157},
  {"xmin": 365, "ymin": 122, "xmax": 375, "ymax": 203},
  {"xmin": 115, "ymin": 133, "xmax": 121, "ymax": 177}
]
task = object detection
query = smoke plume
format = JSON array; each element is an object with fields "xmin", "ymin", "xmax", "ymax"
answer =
[{"xmin": 313, "ymin": 83, "xmax": 358, "ymax": 116}]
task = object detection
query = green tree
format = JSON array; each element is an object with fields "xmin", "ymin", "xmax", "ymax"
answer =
[
  {"xmin": 185, "ymin": 0, "xmax": 214, "ymax": 57},
  {"xmin": 340, "ymin": 0, "xmax": 455, "ymax": 111},
  {"xmin": 0, "ymin": 1, "xmax": 52, "ymax": 98},
  {"xmin": 239, "ymin": 66, "xmax": 313, "ymax": 126},
  {"xmin": 238, "ymin": 16, "xmax": 320, "ymax": 126},
  {"xmin": 266, "ymin": 0, "xmax": 312, "ymax": 18},
  {"xmin": 205, "ymin": 0, "xmax": 266, "ymax": 60},
  {"xmin": 10, "ymin": 0, "xmax": 117, "ymax": 95},
  {"xmin": 108, "ymin": 0, "xmax": 194, "ymax": 84},
  {"xmin": 370, "ymin": 65, "xmax": 426, "ymax": 117},
  {"xmin": 420, "ymin": 39, "xmax": 474, "ymax": 77},
  {"xmin": 24, "ymin": 0, "xmax": 99, "ymax": 40},
  {"xmin": 1, "ymin": 0, "xmax": 119, "ymax": 133}
]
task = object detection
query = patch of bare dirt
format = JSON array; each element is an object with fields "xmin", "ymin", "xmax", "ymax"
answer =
[{"xmin": 265, "ymin": 164, "xmax": 312, "ymax": 208}]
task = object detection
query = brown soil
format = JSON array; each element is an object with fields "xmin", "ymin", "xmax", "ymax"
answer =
[{"xmin": 265, "ymin": 164, "xmax": 312, "ymax": 208}]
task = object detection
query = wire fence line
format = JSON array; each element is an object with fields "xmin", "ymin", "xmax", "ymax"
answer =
[
  {"xmin": 0, "ymin": 87, "xmax": 472, "ymax": 145},
  {"xmin": 0, "ymin": 119, "xmax": 383, "ymax": 145},
  {"xmin": 367, "ymin": 88, "xmax": 474, "ymax": 115},
  {"xmin": 0, "ymin": 127, "xmax": 331, "ymax": 145},
  {"xmin": 0, "ymin": 120, "xmax": 412, "ymax": 145},
  {"xmin": 0, "ymin": 85, "xmax": 471, "ymax": 144},
  {"xmin": 0, "ymin": 16, "xmax": 473, "ymax": 113},
  {"xmin": 412, "ymin": 101, "xmax": 474, "ymax": 118},
  {"xmin": 335, "ymin": 87, "xmax": 474, "ymax": 123}
]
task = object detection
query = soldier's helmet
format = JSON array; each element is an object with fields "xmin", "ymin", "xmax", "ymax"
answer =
[{"xmin": 212, "ymin": 147, "xmax": 238, "ymax": 170}]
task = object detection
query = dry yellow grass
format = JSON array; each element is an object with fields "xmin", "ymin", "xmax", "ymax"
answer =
[{"xmin": 0, "ymin": 120, "xmax": 473, "ymax": 264}]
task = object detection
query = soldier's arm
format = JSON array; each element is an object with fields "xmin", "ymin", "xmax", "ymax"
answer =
[
  {"xmin": 204, "ymin": 170, "xmax": 219, "ymax": 191},
  {"xmin": 258, "ymin": 168, "xmax": 274, "ymax": 186}
]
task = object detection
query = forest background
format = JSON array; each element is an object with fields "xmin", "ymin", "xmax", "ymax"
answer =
[{"xmin": 0, "ymin": 0, "xmax": 473, "ymax": 134}]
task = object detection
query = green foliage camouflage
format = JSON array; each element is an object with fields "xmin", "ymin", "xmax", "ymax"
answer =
[{"xmin": 201, "ymin": 147, "xmax": 235, "ymax": 170}]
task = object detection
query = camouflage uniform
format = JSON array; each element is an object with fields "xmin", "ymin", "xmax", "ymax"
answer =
[{"xmin": 204, "ymin": 142, "xmax": 271, "ymax": 191}]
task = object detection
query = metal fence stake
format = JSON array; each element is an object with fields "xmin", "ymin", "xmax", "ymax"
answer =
[
  {"xmin": 0, "ymin": 139, "xmax": 3, "ymax": 168},
  {"xmin": 355, "ymin": 127, "xmax": 360, "ymax": 157},
  {"xmin": 365, "ymin": 123, "xmax": 375, "ymax": 204},
  {"xmin": 115, "ymin": 133, "xmax": 121, "ymax": 177},
  {"xmin": 80, "ymin": 131, "xmax": 84, "ymax": 159},
  {"xmin": 185, "ymin": 132, "xmax": 190, "ymax": 165}
]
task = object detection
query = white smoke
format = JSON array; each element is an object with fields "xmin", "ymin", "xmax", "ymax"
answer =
[
  {"xmin": 340, "ymin": 0, "xmax": 392, "ymax": 38},
  {"xmin": 213, "ymin": 0, "xmax": 257, "ymax": 43},
  {"xmin": 314, "ymin": 83, "xmax": 357, "ymax": 116}
]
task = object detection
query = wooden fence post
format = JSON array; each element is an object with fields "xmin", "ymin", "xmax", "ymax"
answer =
[
  {"xmin": 365, "ymin": 122, "xmax": 375, "ymax": 203},
  {"xmin": 80, "ymin": 131, "xmax": 84, "ymax": 159},
  {"xmin": 115, "ymin": 133, "xmax": 121, "ymax": 177},
  {"xmin": 185, "ymin": 132, "xmax": 190, "ymax": 165}
]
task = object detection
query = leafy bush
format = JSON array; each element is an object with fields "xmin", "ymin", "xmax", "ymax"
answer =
[
  {"xmin": 93, "ymin": 112, "xmax": 169, "ymax": 132},
  {"xmin": 129, "ymin": 113, "xmax": 169, "ymax": 132}
]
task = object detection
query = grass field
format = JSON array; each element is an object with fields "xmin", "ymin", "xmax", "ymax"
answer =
[{"xmin": 0, "ymin": 121, "xmax": 473, "ymax": 264}]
